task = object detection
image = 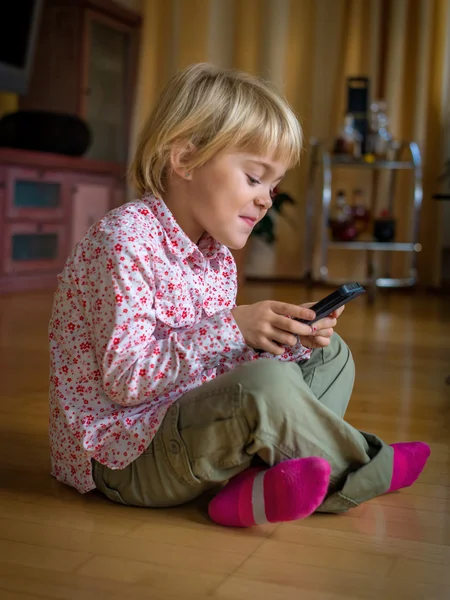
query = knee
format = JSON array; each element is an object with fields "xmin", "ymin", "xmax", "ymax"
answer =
[{"xmin": 324, "ymin": 333, "xmax": 354, "ymax": 375}]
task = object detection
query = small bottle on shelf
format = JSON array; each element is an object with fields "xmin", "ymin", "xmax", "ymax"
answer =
[
  {"xmin": 373, "ymin": 209, "xmax": 396, "ymax": 242},
  {"xmin": 350, "ymin": 188, "xmax": 371, "ymax": 236},
  {"xmin": 333, "ymin": 114, "xmax": 362, "ymax": 159},
  {"xmin": 329, "ymin": 190, "xmax": 357, "ymax": 241},
  {"xmin": 368, "ymin": 100, "xmax": 393, "ymax": 160},
  {"xmin": 366, "ymin": 101, "xmax": 380, "ymax": 155}
]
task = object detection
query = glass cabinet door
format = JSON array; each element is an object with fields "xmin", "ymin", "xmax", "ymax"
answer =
[
  {"xmin": 3, "ymin": 223, "xmax": 67, "ymax": 274},
  {"xmin": 6, "ymin": 168, "xmax": 67, "ymax": 221},
  {"xmin": 83, "ymin": 13, "xmax": 132, "ymax": 163}
]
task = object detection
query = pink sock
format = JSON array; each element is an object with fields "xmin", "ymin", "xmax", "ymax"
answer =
[
  {"xmin": 208, "ymin": 457, "xmax": 331, "ymax": 528},
  {"xmin": 388, "ymin": 442, "xmax": 431, "ymax": 493}
]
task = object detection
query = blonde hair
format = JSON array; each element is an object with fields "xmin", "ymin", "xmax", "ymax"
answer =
[{"xmin": 130, "ymin": 63, "xmax": 302, "ymax": 197}]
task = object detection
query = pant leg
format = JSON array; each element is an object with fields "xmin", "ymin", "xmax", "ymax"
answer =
[
  {"xmin": 93, "ymin": 334, "xmax": 393, "ymax": 512},
  {"xmin": 296, "ymin": 334, "xmax": 394, "ymax": 512},
  {"xmin": 299, "ymin": 332, "xmax": 355, "ymax": 418}
]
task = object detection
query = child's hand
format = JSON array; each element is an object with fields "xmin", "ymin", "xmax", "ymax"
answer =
[
  {"xmin": 231, "ymin": 302, "xmax": 315, "ymax": 355},
  {"xmin": 298, "ymin": 304, "xmax": 345, "ymax": 348}
]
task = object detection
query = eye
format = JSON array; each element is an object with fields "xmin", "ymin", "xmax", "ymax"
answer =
[{"xmin": 247, "ymin": 175, "xmax": 261, "ymax": 186}]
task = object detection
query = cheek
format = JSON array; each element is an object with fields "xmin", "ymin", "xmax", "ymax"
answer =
[
  {"xmin": 193, "ymin": 168, "xmax": 248, "ymax": 221},
  {"xmin": 197, "ymin": 169, "xmax": 228, "ymax": 200},
  {"xmin": 204, "ymin": 177, "xmax": 238, "ymax": 206}
]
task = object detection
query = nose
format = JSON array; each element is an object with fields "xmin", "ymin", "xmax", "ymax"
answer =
[{"xmin": 255, "ymin": 191, "xmax": 273, "ymax": 210}]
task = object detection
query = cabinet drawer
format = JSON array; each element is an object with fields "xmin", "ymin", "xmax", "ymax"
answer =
[
  {"xmin": 3, "ymin": 222, "xmax": 68, "ymax": 274},
  {"xmin": 5, "ymin": 167, "xmax": 68, "ymax": 221}
]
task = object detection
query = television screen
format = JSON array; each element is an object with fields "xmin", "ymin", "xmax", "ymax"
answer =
[{"xmin": 0, "ymin": 1, "xmax": 43, "ymax": 94}]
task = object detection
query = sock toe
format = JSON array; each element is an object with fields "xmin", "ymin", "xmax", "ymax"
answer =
[{"xmin": 389, "ymin": 442, "xmax": 431, "ymax": 492}]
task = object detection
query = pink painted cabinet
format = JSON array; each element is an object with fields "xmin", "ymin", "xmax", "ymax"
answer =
[
  {"xmin": 0, "ymin": 149, "xmax": 125, "ymax": 293},
  {"xmin": 71, "ymin": 176, "xmax": 113, "ymax": 247}
]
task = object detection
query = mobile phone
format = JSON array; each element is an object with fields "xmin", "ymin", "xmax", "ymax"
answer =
[{"xmin": 297, "ymin": 282, "xmax": 366, "ymax": 325}]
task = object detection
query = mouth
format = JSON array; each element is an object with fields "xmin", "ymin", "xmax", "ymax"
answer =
[{"xmin": 239, "ymin": 216, "xmax": 257, "ymax": 228}]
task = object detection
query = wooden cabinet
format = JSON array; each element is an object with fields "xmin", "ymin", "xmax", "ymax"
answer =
[
  {"xmin": 0, "ymin": 148, "xmax": 125, "ymax": 293},
  {"xmin": 20, "ymin": 0, "xmax": 140, "ymax": 164},
  {"xmin": 82, "ymin": 11, "xmax": 136, "ymax": 163}
]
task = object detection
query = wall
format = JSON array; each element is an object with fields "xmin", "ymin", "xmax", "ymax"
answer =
[
  {"xmin": 1, "ymin": 0, "xmax": 447, "ymax": 286},
  {"xmin": 440, "ymin": 0, "xmax": 450, "ymax": 250},
  {"xmin": 131, "ymin": 0, "xmax": 448, "ymax": 287}
]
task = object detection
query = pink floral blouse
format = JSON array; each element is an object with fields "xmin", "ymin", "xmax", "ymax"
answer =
[{"xmin": 48, "ymin": 195, "xmax": 311, "ymax": 493}]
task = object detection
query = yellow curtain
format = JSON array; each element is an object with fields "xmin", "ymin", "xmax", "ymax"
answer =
[{"xmin": 131, "ymin": 0, "xmax": 448, "ymax": 287}]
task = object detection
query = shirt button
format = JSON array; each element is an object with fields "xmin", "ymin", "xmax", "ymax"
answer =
[
  {"xmin": 193, "ymin": 265, "xmax": 202, "ymax": 275},
  {"xmin": 168, "ymin": 440, "xmax": 180, "ymax": 454},
  {"xmin": 174, "ymin": 314, "xmax": 181, "ymax": 323}
]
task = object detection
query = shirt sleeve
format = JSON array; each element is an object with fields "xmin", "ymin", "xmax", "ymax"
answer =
[
  {"xmin": 257, "ymin": 343, "xmax": 311, "ymax": 363},
  {"xmin": 216, "ymin": 340, "xmax": 311, "ymax": 377},
  {"xmin": 86, "ymin": 230, "xmax": 250, "ymax": 407}
]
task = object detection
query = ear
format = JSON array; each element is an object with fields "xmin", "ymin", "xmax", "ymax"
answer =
[{"xmin": 170, "ymin": 141, "xmax": 196, "ymax": 180}]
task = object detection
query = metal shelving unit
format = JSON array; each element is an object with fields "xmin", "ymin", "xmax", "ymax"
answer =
[{"xmin": 304, "ymin": 140, "xmax": 423, "ymax": 292}]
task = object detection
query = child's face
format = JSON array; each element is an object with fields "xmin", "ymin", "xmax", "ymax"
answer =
[{"xmin": 187, "ymin": 149, "xmax": 287, "ymax": 249}]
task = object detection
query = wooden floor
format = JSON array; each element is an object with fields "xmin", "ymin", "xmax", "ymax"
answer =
[{"xmin": 0, "ymin": 284, "xmax": 449, "ymax": 600}]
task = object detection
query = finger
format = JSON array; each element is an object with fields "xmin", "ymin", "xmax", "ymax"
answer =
[
  {"xmin": 258, "ymin": 339, "xmax": 285, "ymax": 355},
  {"xmin": 271, "ymin": 302, "xmax": 315, "ymax": 323},
  {"xmin": 300, "ymin": 335, "xmax": 331, "ymax": 348},
  {"xmin": 329, "ymin": 305, "xmax": 345, "ymax": 319},
  {"xmin": 314, "ymin": 327, "xmax": 334, "ymax": 339},
  {"xmin": 270, "ymin": 327, "xmax": 298, "ymax": 347},
  {"xmin": 272, "ymin": 314, "xmax": 313, "ymax": 337},
  {"xmin": 313, "ymin": 336, "xmax": 332, "ymax": 347},
  {"xmin": 313, "ymin": 317, "xmax": 337, "ymax": 331}
]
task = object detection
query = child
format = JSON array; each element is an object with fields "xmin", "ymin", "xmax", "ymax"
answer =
[{"xmin": 49, "ymin": 63, "xmax": 430, "ymax": 527}]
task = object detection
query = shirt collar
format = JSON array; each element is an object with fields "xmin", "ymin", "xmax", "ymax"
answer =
[{"xmin": 143, "ymin": 194, "xmax": 226, "ymax": 262}]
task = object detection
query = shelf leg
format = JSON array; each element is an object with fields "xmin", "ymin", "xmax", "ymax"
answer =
[{"xmin": 366, "ymin": 249, "xmax": 376, "ymax": 303}]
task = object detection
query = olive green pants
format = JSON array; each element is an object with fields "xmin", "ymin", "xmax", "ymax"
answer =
[{"xmin": 93, "ymin": 334, "xmax": 393, "ymax": 513}]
